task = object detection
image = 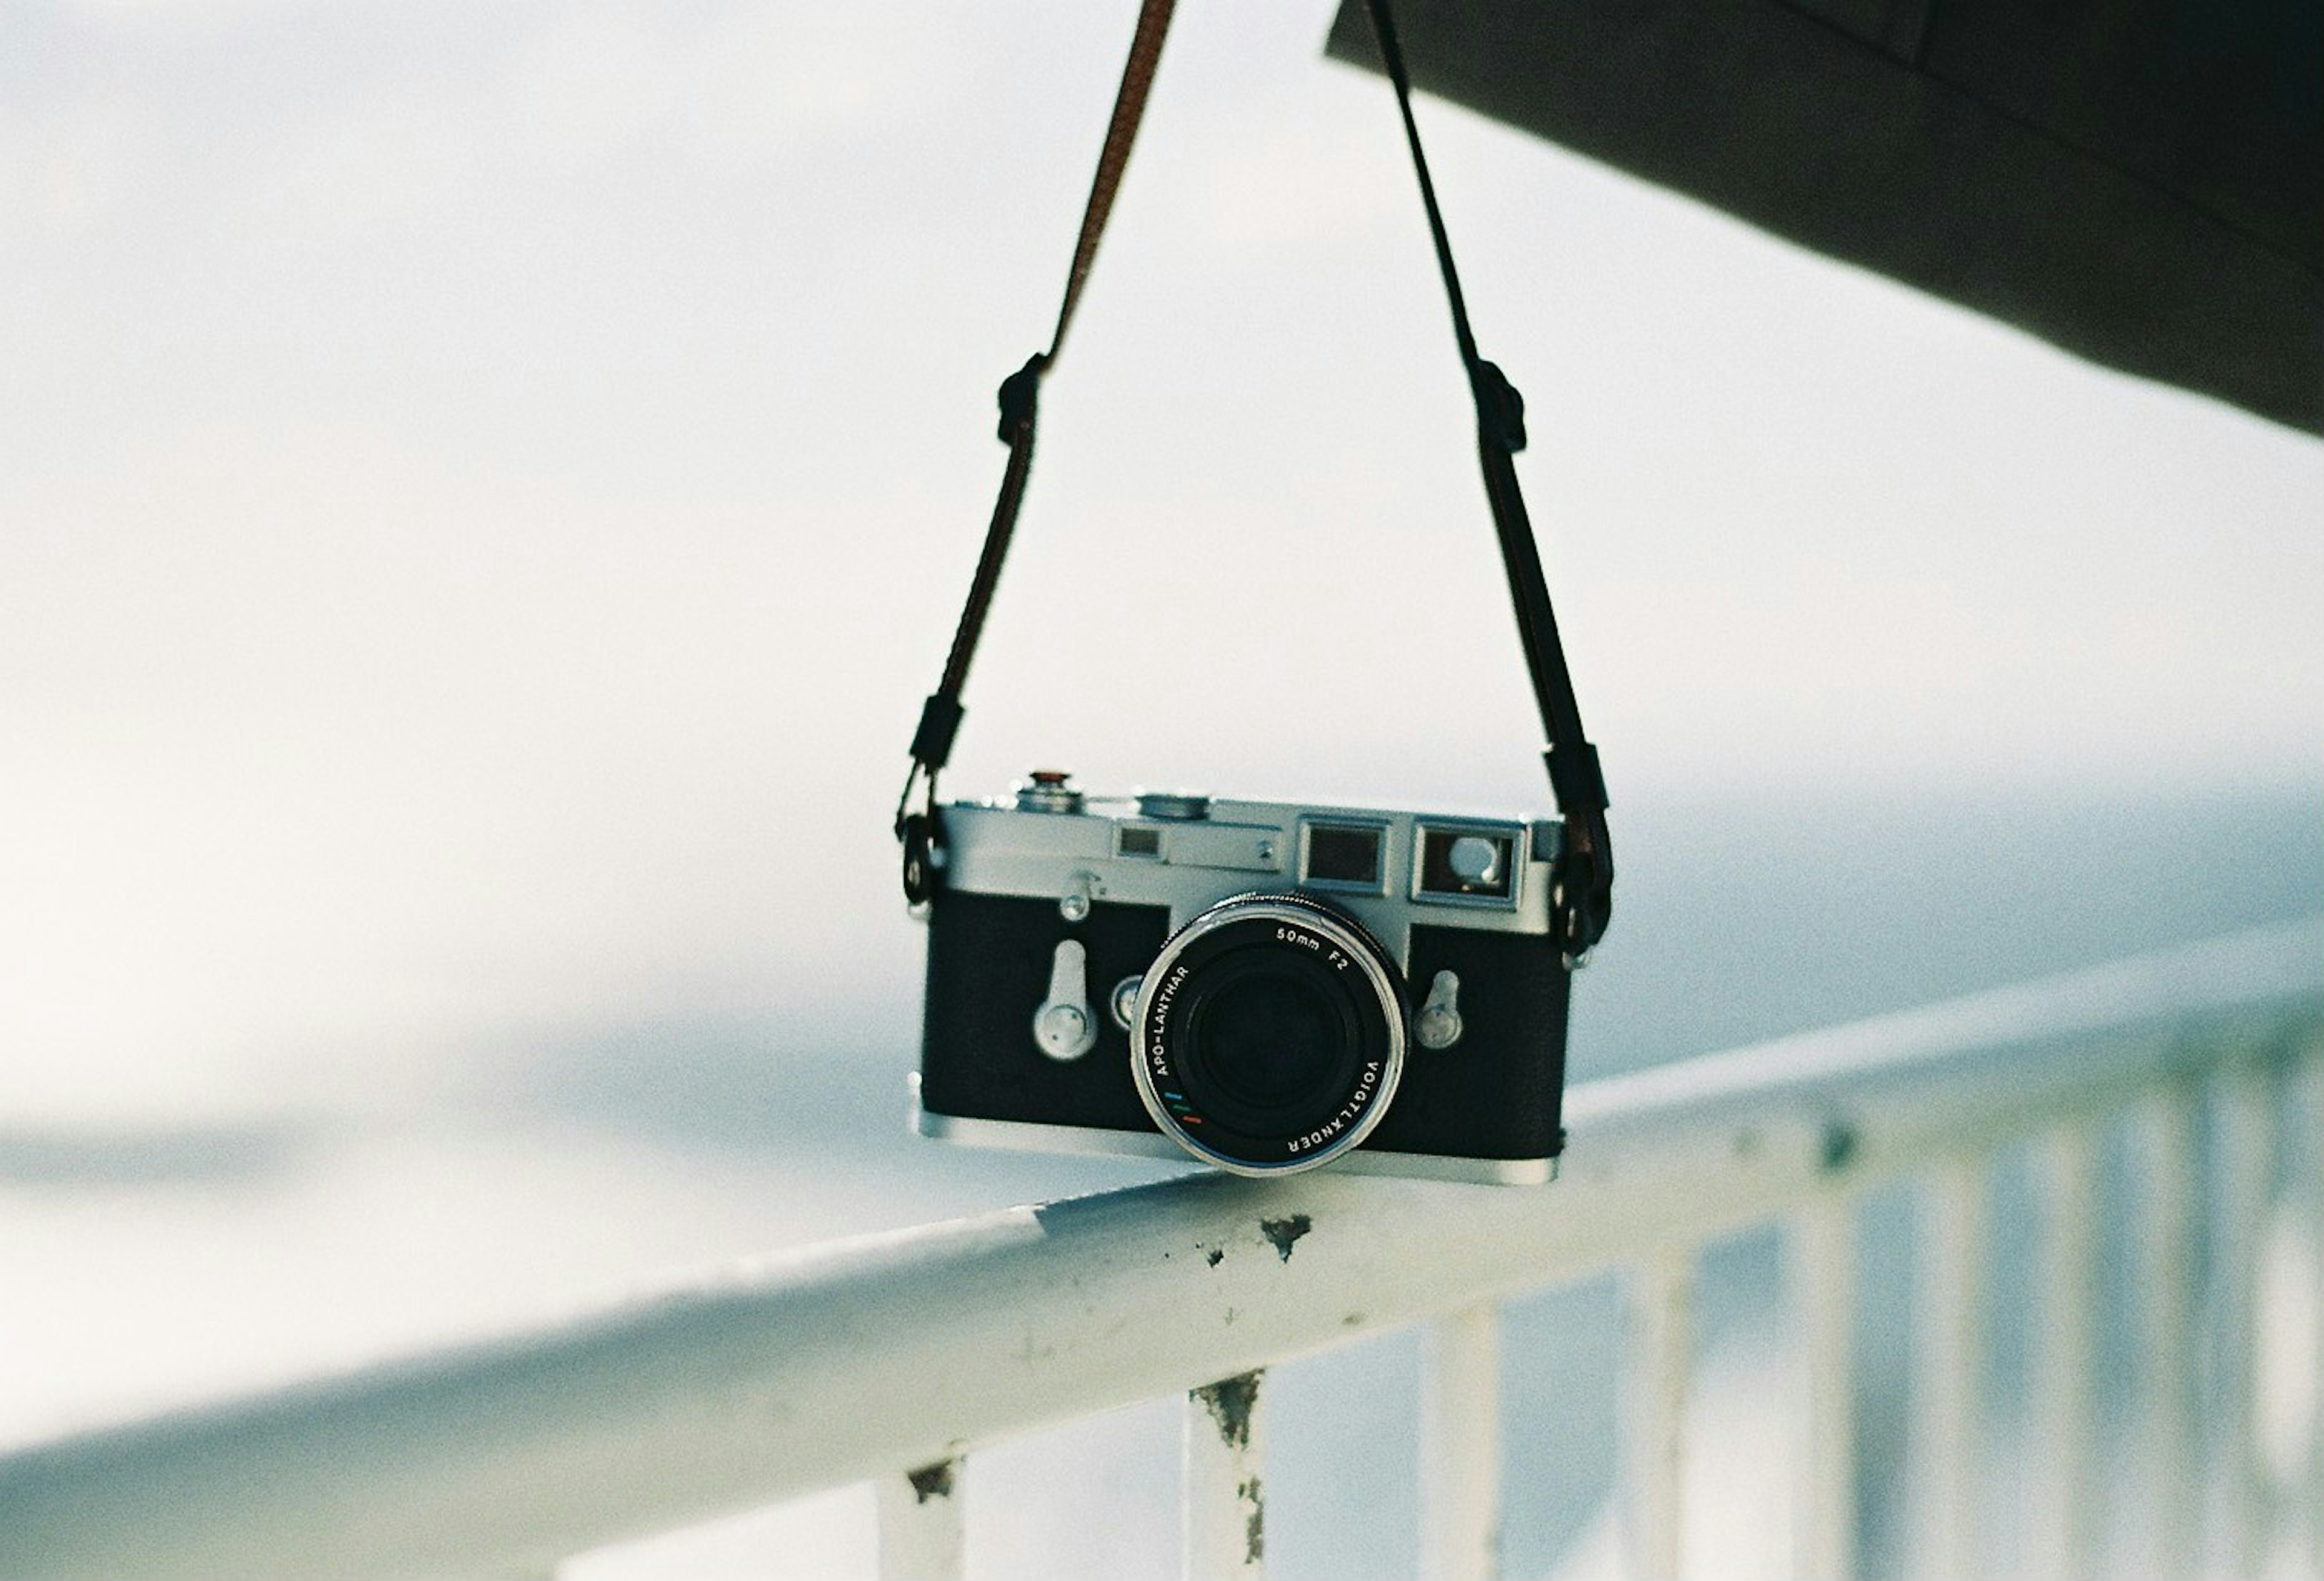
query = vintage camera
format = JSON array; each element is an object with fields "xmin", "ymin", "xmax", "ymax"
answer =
[{"xmin": 915, "ymin": 770, "xmax": 1572, "ymax": 1183}]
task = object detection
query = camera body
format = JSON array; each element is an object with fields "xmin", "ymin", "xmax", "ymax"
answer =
[{"xmin": 915, "ymin": 771, "xmax": 1572, "ymax": 1183}]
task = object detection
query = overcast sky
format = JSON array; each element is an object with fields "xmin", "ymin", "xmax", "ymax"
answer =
[{"xmin": 5, "ymin": 1, "xmax": 2319, "ymax": 1121}]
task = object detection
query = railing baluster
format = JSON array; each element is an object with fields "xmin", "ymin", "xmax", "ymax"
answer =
[
  {"xmin": 2137, "ymin": 1084, "xmax": 2207, "ymax": 1577},
  {"xmin": 2135, "ymin": 1082, "xmax": 2205, "ymax": 1580},
  {"xmin": 1186, "ymin": 1372, "xmax": 1265, "ymax": 1581},
  {"xmin": 1422, "ymin": 1304, "xmax": 1503, "ymax": 1581},
  {"xmin": 2217, "ymin": 1061, "xmax": 2277, "ymax": 1578},
  {"xmin": 1915, "ymin": 1159, "xmax": 1987, "ymax": 1581},
  {"xmin": 1791, "ymin": 1198, "xmax": 1856, "ymax": 1581},
  {"xmin": 2029, "ymin": 1124, "xmax": 2104, "ymax": 1581},
  {"xmin": 876, "ymin": 1457, "xmax": 966, "ymax": 1581},
  {"xmin": 1623, "ymin": 1246, "xmax": 1692, "ymax": 1581}
]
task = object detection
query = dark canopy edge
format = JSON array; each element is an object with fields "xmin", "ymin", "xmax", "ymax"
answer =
[{"xmin": 1327, "ymin": 0, "xmax": 2324, "ymax": 435}]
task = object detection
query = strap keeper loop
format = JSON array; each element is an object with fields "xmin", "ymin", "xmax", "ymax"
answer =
[
  {"xmin": 910, "ymin": 694, "xmax": 967, "ymax": 771},
  {"xmin": 1543, "ymin": 741, "xmax": 1607, "ymax": 814},
  {"xmin": 1468, "ymin": 358, "xmax": 1528, "ymax": 453},
  {"xmin": 996, "ymin": 353, "xmax": 1049, "ymax": 441}
]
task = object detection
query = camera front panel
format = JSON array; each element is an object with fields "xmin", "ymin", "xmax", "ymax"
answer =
[
  {"xmin": 1359, "ymin": 922, "xmax": 1568, "ymax": 1162},
  {"xmin": 920, "ymin": 889, "xmax": 1169, "ymax": 1133}
]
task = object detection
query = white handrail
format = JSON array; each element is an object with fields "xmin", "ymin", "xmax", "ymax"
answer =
[{"xmin": 1, "ymin": 919, "xmax": 2317, "ymax": 1580}]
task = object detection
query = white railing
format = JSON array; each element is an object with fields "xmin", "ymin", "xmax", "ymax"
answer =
[{"xmin": 2, "ymin": 920, "xmax": 2319, "ymax": 1580}]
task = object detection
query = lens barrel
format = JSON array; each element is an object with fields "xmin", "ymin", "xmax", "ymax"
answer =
[{"xmin": 1131, "ymin": 892, "xmax": 1407, "ymax": 1174}]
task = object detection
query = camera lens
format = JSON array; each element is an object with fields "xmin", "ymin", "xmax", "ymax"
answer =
[
  {"xmin": 1183, "ymin": 961, "xmax": 1353, "ymax": 1124},
  {"xmin": 1131, "ymin": 893, "xmax": 1407, "ymax": 1175}
]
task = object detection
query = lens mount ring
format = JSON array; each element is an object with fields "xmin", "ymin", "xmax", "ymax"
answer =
[{"xmin": 1131, "ymin": 892, "xmax": 1408, "ymax": 1176}]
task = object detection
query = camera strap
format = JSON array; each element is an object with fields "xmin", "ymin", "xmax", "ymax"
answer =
[
  {"xmin": 897, "ymin": 0, "xmax": 1613, "ymax": 962},
  {"xmin": 1359, "ymin": 0, "xmax": 1612, "ymax": 960},
  {"xmin": 894, "ymin": 0, "xmax": 1175, "ymax": 906}
]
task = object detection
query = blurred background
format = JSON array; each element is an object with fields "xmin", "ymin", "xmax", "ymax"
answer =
[{"xmin": 2, "ymin": 2, "xmax": 2319, "ymax": 1576}]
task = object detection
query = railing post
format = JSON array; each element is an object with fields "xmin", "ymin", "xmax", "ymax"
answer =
[
  {"xmin": 2134, "ymin": 1082, "xmax": 2205, "ymax": 1580},
  {"xmin": 1623, "ymin": 1246, "xmax": 1692, "ymax": 1581},
  {"xmin": 877, "ymin": 1458, "xmax": 966, "ymax": 1581},
  {"xmin": 2217, "ymin": 1061, "xmax": 2277, "ymax": 1578},
  {"xmin": 1422, "ymin": 1304, "xmax": 1503, "ymax": 1581},
  {"xmin": 1915, "ymin": 1159, "xmax": 1987, "ymax": 1581},
  {"xmin": 1186, "ymin": 1372, "xmax": 1265, "ymax": 1581},
  {"xmin": 1791, "ymin": 1198, "xmax": 1856, "ymax": 1581},
  {"xmin": 2029, "ymin": 1123, "xmax": 2104, "ymax": 1581}
]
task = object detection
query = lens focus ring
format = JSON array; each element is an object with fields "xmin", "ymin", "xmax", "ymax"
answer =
[{"xmin": 1131, "ymin": 892, "xmax": 1407, "ymax": 1176}]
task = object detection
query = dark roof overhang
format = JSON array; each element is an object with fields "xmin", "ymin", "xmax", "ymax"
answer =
[{"xmin": 1327, "ymin": 0, "xmax": 2324, "ymax": 434}]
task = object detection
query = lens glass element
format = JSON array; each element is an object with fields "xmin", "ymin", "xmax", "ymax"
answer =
[{"xmin": 1132, "ymin": 894, "xmax": 1407, "ymax": 1174}]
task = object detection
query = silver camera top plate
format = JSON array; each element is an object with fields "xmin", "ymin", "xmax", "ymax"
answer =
[{"xmin": 940, "ymin": 779, "xmax": 1562, "ymax": 960}]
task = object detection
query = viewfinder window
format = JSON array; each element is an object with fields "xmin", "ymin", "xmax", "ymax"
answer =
[
  {"xmin": 1417, "ymin": 828, "xmax": 1515, "ymax": 903},
  {"xmin": 1303, "ymin": 823, "xmax": 1384, "ymax": 888},
  {"xmin": 1117, "ymin": 825, "xmax": 1163, "ymax": 858}
]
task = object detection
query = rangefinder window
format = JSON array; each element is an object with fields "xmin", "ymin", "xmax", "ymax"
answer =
[
  {"xmin": 1301, "ymin": 822, "xmax": 1385, "ymax": 890},
  {"xmin": 1117, "ymin": 825, "xmax": 1163, "ymax": 858},
  {"xmin": 1416, "ymin": 826, "xmax": 1517, "ymax": 905}
]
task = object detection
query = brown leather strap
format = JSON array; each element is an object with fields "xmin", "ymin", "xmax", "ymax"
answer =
[
  {"xmin": 1050, "ymin": 0, "xmax": 1175, "ymax": 361},
  {"xmin": 898, "ymin": 0, "xmax": 1177, "ymax": 902}
]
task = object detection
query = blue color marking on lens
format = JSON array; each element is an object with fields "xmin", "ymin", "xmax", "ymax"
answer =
[{"xmin": 1163, "ymin": 1092, "xmax": 1184, "ymax": 1101}]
